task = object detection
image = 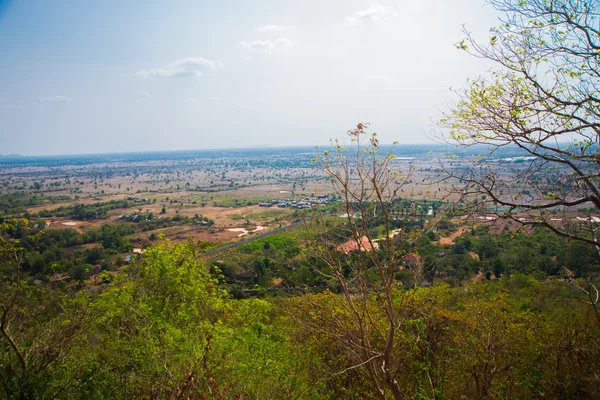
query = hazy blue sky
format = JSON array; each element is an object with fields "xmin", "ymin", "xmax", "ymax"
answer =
[{"xmin": 0, "ymin": 0, "xmax": 499, "ymax": 155}]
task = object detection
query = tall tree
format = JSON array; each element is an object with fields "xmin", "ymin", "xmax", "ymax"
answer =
[
  {"xmin": 439, "ymin": 0, "xmax": 600, "ymax": 247},
  {"xmin": 299, "ymin": 124, "xmax": 438, "ymax": 399}
]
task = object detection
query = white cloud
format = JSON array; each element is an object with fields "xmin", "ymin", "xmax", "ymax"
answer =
[
  {"xmin": 255, "ymin": 24, "xmax": 286, "ymax": 32},
  {"xmin": 36, "ymin": 96, "xmax": 73, "ymax": 103},
  {"xmin": 135, "ymin": 57, "xmax": 219, "ymax": 78},
  {"xmin": 139, "ymin": 92, "xmax": 151, "ymax": 98},
  {"xmin": 237, "ymin": 37, "xmax": 292, "ymax": 53},
  {"xmin": 346, "ymin": 5, "xmax": 397, "ymax": 26}
]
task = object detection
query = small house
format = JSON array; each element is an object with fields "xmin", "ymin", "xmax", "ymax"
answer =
[{"xmin": 403, "ymin": 253, "xmax": 421, "ymax": 269}]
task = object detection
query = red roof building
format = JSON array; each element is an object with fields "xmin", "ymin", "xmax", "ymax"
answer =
[
  {"xmin": 336, "ymin": 236, "xmax": 379, "ymax": 254},
  {"xmin": 403, "ymin": 253, "xmax": 422, "ymax": 269}
]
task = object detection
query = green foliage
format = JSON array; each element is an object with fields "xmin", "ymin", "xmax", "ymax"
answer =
[
  {"xmin": 237, "ymin": 233, "xmax": 301, "ymax": 258},
  {"xmin": 435, "ymin": 227, "xmax": 594, "ymax": 282},
  {"xmin": 557, "ymin": 240, "xmax": 600, "ymax": 277},
  {"xmin": 35, "ymin": 199, "xmax": 138, "ymax": 220},
  {"xmin": 1, "ymin": 221, "xmax": 599, "ymax": 399},
  {"xmin": 37, "ymin": 241, "xmax": 326, "ymax": 399},
  {"xmin": 0, "ymin": 193, "xmax": 70, "ymax": 216},
  {"xmin": 288, "ymin": 279, "xmax": 600, "ymax": 398},
  {"xmin": 212, "ymin": 197, "xmax": 272, "ymax": 208}
]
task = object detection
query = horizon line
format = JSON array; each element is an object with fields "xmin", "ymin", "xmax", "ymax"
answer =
[{"xmin": 1, "ymin": 142, "xmax": 447, "ymax": 158}]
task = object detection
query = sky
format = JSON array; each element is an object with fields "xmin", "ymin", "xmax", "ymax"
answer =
[{"xmin": 0, "ymin": 0, "xmax": 501, "ymax": 156}]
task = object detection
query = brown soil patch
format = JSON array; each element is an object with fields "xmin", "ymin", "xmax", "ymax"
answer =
[
  {"xmin": 472, "ymin": 270, "xmax": 485, "ymax": 283},
  {"xmin": 125, "ymin": 223, "xmax": 273, "ymax": 246},
  {"xmin": 45, "ymin": 217, "xmax": 120, "ymax": 233},
  {"xmin": 272, "ymin": 277, "xmax": 284, "ymax": 287},
  {"xmin": 437, "ymin": 226, "xmax": 469, "ymax": 245}
]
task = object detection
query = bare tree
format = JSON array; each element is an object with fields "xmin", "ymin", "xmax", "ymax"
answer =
[
  {"xmin": 296, "ymin": 124, "xmax": 439, "ymax": 399},
  {"xmin": 438, "ymin": 0, "xmax": 600, "ymax": 247}
]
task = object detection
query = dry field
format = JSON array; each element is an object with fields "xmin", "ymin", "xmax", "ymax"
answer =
[{"xmin": 2, "ymin": 147, "xmax": 588, "ymax": 249}]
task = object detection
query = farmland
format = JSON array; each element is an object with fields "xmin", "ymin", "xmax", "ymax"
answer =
[
  {"xmin": 0, "ymin": 145, "xmax": 457, "ymax": 244},
  {"xmin": 1, "ymin": 143, "xmax": 597, "ymax": 292}
]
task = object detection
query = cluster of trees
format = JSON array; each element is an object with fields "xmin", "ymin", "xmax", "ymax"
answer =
[
  {"xmin": 204, "ymin": 201, "xmax": 599, "ymax": 295},
  {"xmin": 1, "ymin": 231, "xmax": 598, "ymax": 399},
  {"xmin": 289, "ymin": 277, "xmax": 600, "ymax": 398},
  {"xmin": 0, "ymin": 193, "xmax": 71, "ymax": 217},
  {"xmin": 0, "ymin": 238, "xmax": 327, "ymax": 399},
  {"xmin": 2, "ymin": 209, "xmax": 223, "ymax": 281},
  {"xmin": 436, "ymin": 227, "xmax": 600, "ymax": 282},
  {"xmin": 35, "ymin": 199, "xmax": 139, "ymax": 220},
  {"xmin": 134, "ymin": 213, "xmax": 214, "ymax": 231},
  {"xmin": 7, "ymin": 222, "xmax": 134, "ymax": 277}
]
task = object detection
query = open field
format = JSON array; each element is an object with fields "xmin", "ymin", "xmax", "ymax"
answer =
[{"xmin": 1, "ymin": 144, "xmax": 595, "ymax": 251}]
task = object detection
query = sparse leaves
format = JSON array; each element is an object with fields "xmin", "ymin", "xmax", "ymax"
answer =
[{"xmin": 438, "ymin": 0, "xmax": 600, "ymax": 247}]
